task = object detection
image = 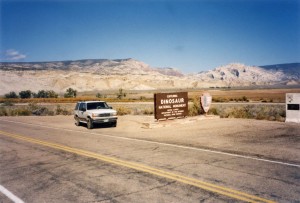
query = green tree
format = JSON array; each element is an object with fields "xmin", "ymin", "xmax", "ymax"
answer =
[
  {"xmin": 64, "ymin": 88, "xmax": 77, "ymax": 98},
  {"xmin": 36, "ymin": 90, "xmax": 48, "ymax": 98},
  {"xmin": 33, "ymin": 90, "xmax": 58, "ymax": 98},
  {"xmin": 4, "ymin": 91, "xmax": 19, "ymax": 99},
  {"xmin": 47, "ymin": 90, "xmax": 58, "ymax": 98},
  {"xmin": 19, "ymin": 90, "xmax": 32, "ymax": 99}
]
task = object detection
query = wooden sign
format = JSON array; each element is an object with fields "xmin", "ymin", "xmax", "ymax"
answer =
[{"xmin": 154, "ymin": 92, "xmax": 188, "ymax": 120}]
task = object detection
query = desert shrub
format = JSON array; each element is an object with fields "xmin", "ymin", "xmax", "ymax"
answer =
[
  {"xmin": 27, "ymin": 102, "xmax": 55, "ymax": 116},
  {"xmin": 132, "ymin": 108, "xmax": 142, "ymax": 115},
  {"xmin": 96, "ymin": 93, "xmax": 101, "ymax": 98},
  {"xmin": 117, "ymin": 88, "xmax": 127, "ymax": 99},
  {"xmin": 28, "ymin": 102, "xmax": 39, "ymax": 111},
  {"xmin": 2, "ymin": 101, "xmax": 14, "ymax": 106},
  {"xmin": 0, "ymin": 107, "xmax": 8, "ymax": 116},
  {"xmin": 213, "ymin": 97, "xmax": 223, "ymax": 102},
  {"xmin": 216, "ymin": 104, "xmax": 285, "ymax": 122},
  {"xmin": 56, "ymin": 105, "xmax": 71, "ymax": 115},
  {"xmin": 0, "ymin": 103, "xmax": 57, "ymax": 116},
  {"xmin": 208, "ymin": 107, "xmax": 218, "ymax": 115},
  {"xmin": 188, "ymin": 97, "xmax": 201, "ymax": 116},
  {"xmin": 11, "ymin": 108, "xmax": 31, "ymax": 116},
  {"xmin": 140, "ymin": 96, "xmax": 147, "ymax": 101},
  {"xmin": 221, "ymin": 106, "xmax": 248, "ymax": 118},
  {"xmin": 242, "ymin": 96, "xmax": 249, "ymax": 102},
  {"xmin": 143, "ymin": 108, "xmax": 154, "ymax": 115},
  {"xmin": 116, "ymin": 106, "xmax": 131, "ymax": 115},
  {"xmin": 48, "ymin": 110, "xmax": 55, "ymax": 116},
  {"xmin": 96, "ymin": 93, "xmax": 107, "ymax": 98},
  {"xmin": 32, "ymin": 107, "xmax": 51, "ymax": 116}
]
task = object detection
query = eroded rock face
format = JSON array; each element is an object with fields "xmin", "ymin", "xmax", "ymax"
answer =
[{"xmin": 0, "ymin": 59, "xmax": 299, "ymax": 95}]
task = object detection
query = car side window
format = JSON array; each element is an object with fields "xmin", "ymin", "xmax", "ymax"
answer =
[
  {"xmin": 79, "ymin": 103, "xmax": 86, "ymax": 111},
  {"xmin": 75, "ymin": 103, "xmax": 79, "ymax": 110}
]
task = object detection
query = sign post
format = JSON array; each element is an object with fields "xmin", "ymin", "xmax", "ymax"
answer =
[
  {"xmin": 200, "ymin": 93, "xmax": 212, "ymax": 116},
  {"xmin": 154, "ymin": 92, "xmax": 188, "ymax": 120}
]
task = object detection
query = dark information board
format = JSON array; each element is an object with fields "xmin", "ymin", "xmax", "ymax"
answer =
[
  {"xmin": 154, "ymin": 92, "xmax": 188, "ymax": 120},
  {"xmin": 288, "ymin": 104, "xmax": 300, "ymax": 110}
]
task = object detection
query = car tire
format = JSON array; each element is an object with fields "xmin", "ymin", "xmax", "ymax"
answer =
[
  {"xmin": 75, "ymin": 116, "xmax": 81, "ymax": 126},
  {"xmin": 87, "ymin": 118, "xmax": 93, "ymax": 129},
  {"xmin": 112, "ymin": 121, "xmax": 117, "ymax": 127}
]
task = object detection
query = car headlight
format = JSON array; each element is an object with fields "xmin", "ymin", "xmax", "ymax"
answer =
[
  {"xmin": 111, "ymin": 112, "xmax": 117, "ymax": 116},
  {"xmin": 92, "ymin": 113, "xmax": 98, "ymax": 117}
]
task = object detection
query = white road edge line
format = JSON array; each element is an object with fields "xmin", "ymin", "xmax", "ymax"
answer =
[
  {"xmin": 1, "ymin": 119, "xmax": 300, "ymax": 168},
  {"xmin": 0, "ymin": 185, "xmax": 25, "ymax": 203}
]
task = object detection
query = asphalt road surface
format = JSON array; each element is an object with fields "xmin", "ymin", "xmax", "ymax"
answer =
[{"xmin": 0, "ymin": 116, "xmax": 299, "ymax": 203}]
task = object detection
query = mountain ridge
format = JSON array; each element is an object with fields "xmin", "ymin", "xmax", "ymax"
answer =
[{"xmin": 0, "ymin": 59, "xmax": 299, "ymax": 95}]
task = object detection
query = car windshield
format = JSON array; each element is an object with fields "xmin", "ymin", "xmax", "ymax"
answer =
[{"xmin": 87, "ymin": 102, "xmax": 109, "ymax": 110}]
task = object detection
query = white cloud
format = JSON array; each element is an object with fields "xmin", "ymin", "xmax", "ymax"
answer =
[{"xmin": 3, "ymin": 49, "xmax": 27, "ymax": 60}]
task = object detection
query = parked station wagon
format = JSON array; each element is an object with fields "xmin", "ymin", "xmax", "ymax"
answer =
[{"xmin": 74, "ymin": 101, "xmax": 118, "ymax": 129}]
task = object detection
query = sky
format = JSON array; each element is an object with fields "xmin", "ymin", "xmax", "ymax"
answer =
[{"xmin": 0, "ymin": 0, "xmax": 299, "ymax": 73}]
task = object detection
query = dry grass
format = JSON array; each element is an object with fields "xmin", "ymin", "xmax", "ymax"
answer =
[
  {"xmin": 189, "ymin": 88, "xmax": 300, "ymax": 103},
  {"xmin": 211, "ymin": 104, "xmax": 286, "ymax": 122},
  {"xmin": 0, "ymin": 103, "xmax": 71, "ymax": 116},
  {"xmin": 116, "ymin": 106, "xmax": 132, "ymax": 115},
  {"xmin": 1, "ymin": 88, "xmax": 299, "ymax": 103}
]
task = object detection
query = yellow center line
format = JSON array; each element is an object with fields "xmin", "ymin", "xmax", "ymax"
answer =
[{"xmin": 0, "ymin": 130, "xmax": 275, "ymax": 203}]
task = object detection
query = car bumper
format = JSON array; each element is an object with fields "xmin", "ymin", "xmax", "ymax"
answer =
[{"xmin": 92, "ymin": 117, "xmax": 118, "ymax": 123}]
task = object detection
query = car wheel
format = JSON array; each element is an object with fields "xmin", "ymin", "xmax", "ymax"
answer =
[
  {"xmin": 112, "ymin": 121, "xmax": 117, "ymax": 127},
  {"xmin": 87, "ymin": 118, "xmax": 93, "ymax": 129},
  {"xmin": 75, "ymin": 116, "xmax": 81, "ymax": 126}
]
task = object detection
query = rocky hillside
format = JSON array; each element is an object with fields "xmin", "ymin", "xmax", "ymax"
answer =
[
  {"xmin": 192, "ymin": 63, "xmax": 300, "ymax": 87},
  {"xmin": 0, "ymin": 59, "xmax": 299, "ymax": 95}
]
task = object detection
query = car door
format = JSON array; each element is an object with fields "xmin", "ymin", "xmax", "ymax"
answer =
[{"xmin": 78, "ymin": 103, "xmax": 87, "ymax": 121}]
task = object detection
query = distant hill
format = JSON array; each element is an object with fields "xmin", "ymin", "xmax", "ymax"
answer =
[
  {"xmin": 192, "ymin": 63, "xmax": 300, "ymax": 87},
  {"xmin": 0, "ymin": 59, "xmax": 299, "ymax": 95},
  {"xmin": 259, "ymin": 63, "xmax": 300, "ymax": 71},
  {"xmin": 259, "ymin": 63, "xmax": 300, "ymax": 81}
]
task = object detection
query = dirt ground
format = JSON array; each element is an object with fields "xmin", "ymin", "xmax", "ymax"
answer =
[{"xmin": 3, "ymin": 115, "xmax": 299, "ymax": 164}]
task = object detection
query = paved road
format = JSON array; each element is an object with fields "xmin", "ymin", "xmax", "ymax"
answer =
[{"xmin": 0, "ymin": 116, "xmax": 299, "ymax": 203}]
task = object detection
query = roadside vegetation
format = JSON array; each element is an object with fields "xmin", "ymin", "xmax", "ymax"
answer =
[
  {"xmin": 0, "ymin": 102, "xmax": 71, "ymax": 116},
  {"xmin": 0, "ymin": 88, "xmax": 151, "ymax": 103},
  {"xmin": 210, "ymin": 104, "xmax": 286, "ymax": 122},
  {"xmin": 188, "ymin": 88, "xmax": 300, "ymax": 103},
  {"xmin": 0, "ymin": 100, "xmax": 286, "ymax": 122},
  {"xmin": 0, "ymin": 88, "xmax": 293, "ymax": 122}
]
